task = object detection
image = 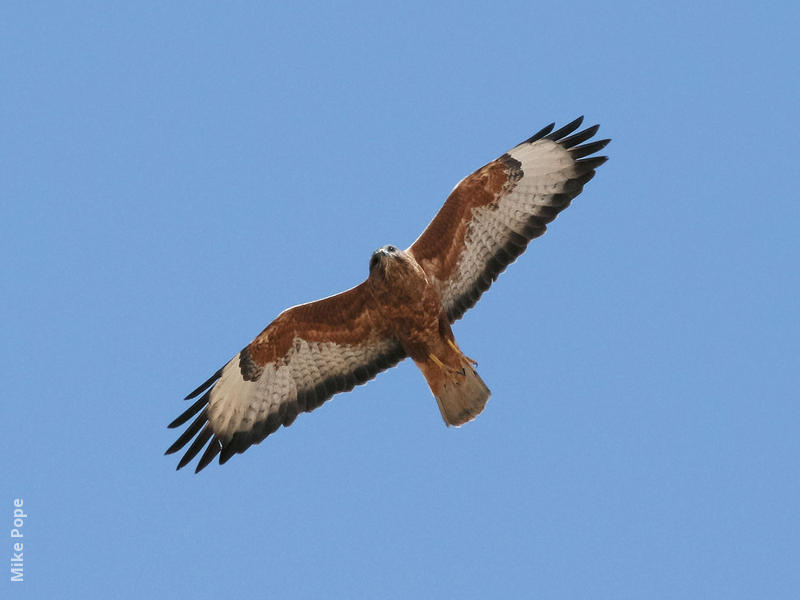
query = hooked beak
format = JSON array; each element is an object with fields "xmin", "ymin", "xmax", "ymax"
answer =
[{"xmin": 370, "ymin": 249, "xmax": 389, "ymax": 273}]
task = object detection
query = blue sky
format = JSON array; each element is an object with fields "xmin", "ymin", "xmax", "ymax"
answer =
[{"xmin": 3, "ymin": 2, "xmax": 799, "ymax": 598}]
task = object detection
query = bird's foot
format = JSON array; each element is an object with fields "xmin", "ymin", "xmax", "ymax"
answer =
[
  {"xmin": 428, "ymin": 353, "xmax": 466, "ymax": 377},
  {"xmin": 446, "ymin": 339, "xmax": 478, "ymax": 367}
]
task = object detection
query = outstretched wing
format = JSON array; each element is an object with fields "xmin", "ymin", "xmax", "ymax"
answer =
[
  {"xmin": 166, "ymin": 282, "xmax": 405, "ymax": 472},
  {"xmin": 408, "ymin": 117, "xmax": 609, "ymax": 322}
]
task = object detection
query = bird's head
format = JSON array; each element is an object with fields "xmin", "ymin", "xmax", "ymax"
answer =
[
  {"xmin": 367, "ymin": 244, "xmax": 428, "ymax": 298},
  {"xmin": 369, "ymin": 244, "xmax": 402, "ymax": 275}
]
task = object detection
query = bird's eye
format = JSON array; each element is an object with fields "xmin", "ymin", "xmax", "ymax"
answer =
[{"xmin": 387, "ymin": 245, "xmax": 396, "ymax": 252}]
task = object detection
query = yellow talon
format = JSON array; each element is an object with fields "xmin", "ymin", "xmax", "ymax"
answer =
[
  {"xmin": 429, "ymin": 353, "xmax": 467, "ymax": 377},
  {"xmin": 447, "ymin": 339, "xmax": 478, "ymax": 367},
  {"xmin": 429, "ymin": 353, "xmax": 445, "ymax": 368}
]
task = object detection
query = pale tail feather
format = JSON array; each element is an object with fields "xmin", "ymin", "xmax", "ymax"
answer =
[{"xmin": 429, "ymin": 362, "xmax": 491, "ymax": 427}]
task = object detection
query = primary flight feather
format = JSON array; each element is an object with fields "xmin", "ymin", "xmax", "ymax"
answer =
[{"xmin": 167, "ymin": 116, "xmax": 610, "ymax": 472}]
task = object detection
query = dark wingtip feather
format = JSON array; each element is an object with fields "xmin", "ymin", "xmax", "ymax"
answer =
[
  {"xmin": 576, "ymin": 155, "xmax": 609, "ymax": 170},
  {"xmin": 525, "ymin": 122, "xmax": 555, "ymax": 144},
  {"xmin": 570, "ymin": 138, "xmax": 610, "ymax": 159},
  {"xmin": 219, "ymin": 446, "xmax": 234, "ymax": 465},
  {"xmin": 546, "ymin": 116, "xmax": 584, "ymax": 141},
  {"xmin": 195, "ymin": 438, "xmax": 221, "ymax": 473},
  {"xmin": 185, "ymin": 368, "xmax": 223, "ymax": 400},
  {"xmin": 560, "ymin": 124, "xmax": 600, "ymax": 149},
  {"xmin": 167, "ymin": 392, "xmax": 209, "ymax": 429},
  {"xmin": 177, "ymin": 426, "xmax": 213, "ymax": 470},
  {"xmin": 165, "ymin": 410, "xmax": 207, "ymax": 455},
  {"xmin": 219, "ymin": 435, "xmax": 243, "ymax": 465}
]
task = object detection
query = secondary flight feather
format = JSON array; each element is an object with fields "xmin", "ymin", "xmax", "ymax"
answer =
[{"xmin": 166, "ymin": 116, "xmax": 610, "ymax": 472}]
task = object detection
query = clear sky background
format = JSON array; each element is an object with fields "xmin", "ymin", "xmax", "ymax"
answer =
[{"xmin": 3, "ymin": 2, "xmax": 799, "ymax": 598}]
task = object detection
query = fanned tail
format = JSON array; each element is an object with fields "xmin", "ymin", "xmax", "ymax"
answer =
[{"xmin": 419, "ymin": 350, "xmax": 491, "ymax": 426}]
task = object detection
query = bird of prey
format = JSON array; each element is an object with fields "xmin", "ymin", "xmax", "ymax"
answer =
[{"xmin": 167, "ymin": 116, "xmax": 609, "ymax": 472}]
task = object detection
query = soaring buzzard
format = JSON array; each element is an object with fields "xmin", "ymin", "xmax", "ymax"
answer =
[{"xmin": 167, "ymin": 116, "xmax": 609, "ymax": 472}]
